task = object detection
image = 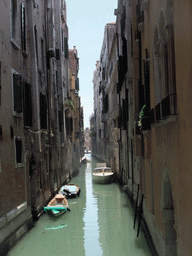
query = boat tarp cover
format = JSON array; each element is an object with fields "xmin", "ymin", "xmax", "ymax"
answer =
[{"xmin": 44, "ymin": 206, "xmax": 67, "ymax": 212}]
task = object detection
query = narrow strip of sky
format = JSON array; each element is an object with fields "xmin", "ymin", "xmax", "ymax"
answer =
[{"xmin": 66, "ymin": 0, "xmax": 118, "ymax": 128}]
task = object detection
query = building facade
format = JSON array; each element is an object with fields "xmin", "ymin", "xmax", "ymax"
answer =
[
  {"xmin": 0, "ymin": 0, "xmax": 83, "ymax": 253},
  {"xmin": 92, "ymin": 0, "xmax": 192, "ymax": 255}
]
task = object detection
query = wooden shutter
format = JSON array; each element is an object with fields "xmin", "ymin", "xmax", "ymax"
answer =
[
  {"xmin": 24, "ymin": 82, "xmax": 32, "ymax": 126},
  {"xmin": 13, "ymin": 74, "xmax": 22, "ymax": 113},
  {"xmin": 21, "ymin": 3, "xmax": 26, "ymax": 51},
  {"xmin": 64, "ymin": 37, "xmax": 68, "ymax": 59}
]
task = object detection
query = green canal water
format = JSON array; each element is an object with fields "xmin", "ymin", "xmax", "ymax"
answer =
[{"xmin": 8, "ymin": 155, "xmax": 153, "ymax": 256}]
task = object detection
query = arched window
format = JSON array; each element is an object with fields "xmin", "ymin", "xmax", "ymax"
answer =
[{"xmin": 152, "ymin": 7, "xmax": 176, "ymax": 123}]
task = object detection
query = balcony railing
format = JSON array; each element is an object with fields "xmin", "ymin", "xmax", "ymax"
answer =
[
  {"xmin": 155, "ymin": 103, "xmax": 161, "ymax": 122},
  {"xmin": 148, "ymin": 94, "xmax": 177, "ymax": 127},
  {"xmin": 161, "ymin": 94, "xmax": 177, "ymax": 119},
  {"xmin": 149, "ymin": 108, "xmax": 155, "ymax": 124},
  {"xmin": 138, "ymin": 94, "xmax": 177, "ymax": 133}
]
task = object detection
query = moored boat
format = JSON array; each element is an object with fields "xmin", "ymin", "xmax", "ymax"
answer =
[
  {"xmin": 92, "ymin": 166, "xmax": 114, "ymax": 184},
  {"xmin": 44, "ymin": 194, "xmax": 70, "ymax": 217},
  {"xmin": 60, "ymin": 184, "xmax": 81, "ymax": 198}
]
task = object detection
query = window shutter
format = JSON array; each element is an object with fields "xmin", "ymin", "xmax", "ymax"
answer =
[
  {"xmin": 64, "ymin": 37, "xmax": 68, "ymax": 59},
  {"xmin": 15, "ymin": 138, "xmax": 22, "ymax": 163},
  {"xmin": 75, "ymin": 78, "xmax": 79, "ymax": 91},
  {"xmin": 24, "ymin": 82, "xmax": 32, "ymax": 126},
  {"xmin": 21, "ymin": 3, "xmax": 26, "ymax": 51},
  {"xmin": 13, "ymin": 74, "xmax": 22, "ymax": 113},
  {"xmin": 40, "ymin": 93, "xmax": 47, "ymax": 129},
  {"xmin": 56, "ymin": 48, "xmax": 60, "ymax": 60}
]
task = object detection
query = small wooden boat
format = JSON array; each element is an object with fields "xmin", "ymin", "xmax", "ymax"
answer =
[
  {"xmin": 93, "ymin": 165, "xmax": 114, "ymax": 184},
  {"xmin": 44, "ymin": 194, "xmax": 70, "ymax": 217},
  {"xmin": 60, "ymin": 184, "xmax": 81, "ymax": 198}
]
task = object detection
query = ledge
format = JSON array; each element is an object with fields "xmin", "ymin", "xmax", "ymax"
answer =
[
  {"xmin": 141, "ymin": 129, "xmax": 151, "ymax": 138},
  {"xmin": 151, "ymin": 115, "xmax": 177, "ymax": 129},
  {"xmin": 0, "ymin": 202, "xmax": 27, "ymax": 228},
  {"xmin": 10, "ymin": 40, "xmax": 20, "ymax": 50},
  {"xmin": 13, "ymin": 112, "xmax": 23, "ymax": 118}
]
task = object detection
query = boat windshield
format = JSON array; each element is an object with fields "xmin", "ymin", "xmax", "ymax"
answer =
[
  {"xmin": 94, "ymin": 168, "xmax": 111, "ymax": 173},
  {"xmin": 94, "ymin": 168, "xmax": 102, "ymax": 173},
  {"xmin": 104, "ymin": 168, "xmax": 111, "ymax": 172}
]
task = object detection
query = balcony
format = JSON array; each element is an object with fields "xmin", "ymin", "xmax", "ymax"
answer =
[{"xmin": 140, "ymin": 116, "xmax": 150, "ymax": 131}]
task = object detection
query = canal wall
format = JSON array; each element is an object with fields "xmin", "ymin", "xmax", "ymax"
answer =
[
  {"xmin": 0, "ymin": 203, "xmax": 33, "ymax": 255},
  {"xmin": 0, "ymin": 170, "xmax": 76, "ymax": 255},
  {"xmin": 124, "ymin": 183, "xmax": 159, "ymax": 256}
]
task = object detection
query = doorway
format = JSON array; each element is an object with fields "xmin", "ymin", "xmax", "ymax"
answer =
[{"xmin": 161, "ymin": 171, "xmax": 177, "ymax": 255}]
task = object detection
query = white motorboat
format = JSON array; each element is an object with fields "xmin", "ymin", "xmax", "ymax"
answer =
[{"xmin": 92, "ymin": 166, "xmax": 113, "ymax": 184}]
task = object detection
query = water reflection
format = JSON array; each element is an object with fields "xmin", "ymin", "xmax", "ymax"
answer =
[
  {"xmin": 83, "ymin": 161, "xmax": 103, "ymax": 255},
  {"xmin": 8, "ymin": 154, "xmax": 152, "ymax": 256}
]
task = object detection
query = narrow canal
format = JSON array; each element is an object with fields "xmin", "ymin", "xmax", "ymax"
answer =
[{"xmin": 8, "ymin": 155, "xmax": 153, "ymax": 256}]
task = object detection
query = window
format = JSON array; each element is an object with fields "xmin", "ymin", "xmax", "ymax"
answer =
[
  {"xmin": 65, "ymin": 116, "xmax": 73, "ymax": 137},
  {"xmin": 34, "ymin": 26, "xmax": 38, "ymax": 66},
  {"xmin": 15, "ymin": 137, "xmax": 22, "ymax": 165},
  {"xmin": 75, "ymin": 78, "xmax": 79, "ymax": 91},
  {"xmin": 0, "ymin": 62, "xmax": 1, "ymax": 106},
  {"xmin": 11, "ymin": 0, "xmax": 17, "ymax": 39},
  {"xmin": 13, "ymin": 73, "xmax": 22, "ymax": 113},
  {"xmin": 61, "ymin": 29, "xmax": 64, "ymax": 51},
  {"xmin": 40, "ymin": 93, "xmax": 47, "ymax": 129},
  {"xmin": 58, "ymin": 110, "xmax": 62, "ymax": 133},
  {"xmin": 64, "ymin": 37, "xmax": 68, "ymax": 59},
  {"xmin": 41, "ymin": 39, "xmax": 45, "ymax": 71},
  {"xmin": 23, "ymin": 82, "xmax": 32, "ymax": 126},
  {"xmin": 0, "ymin": 125, "xmax": 2, "ymax": 141},
  {"xmin": 21, "ymin": 3, "xmax": 26, "ymax": 51}
]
